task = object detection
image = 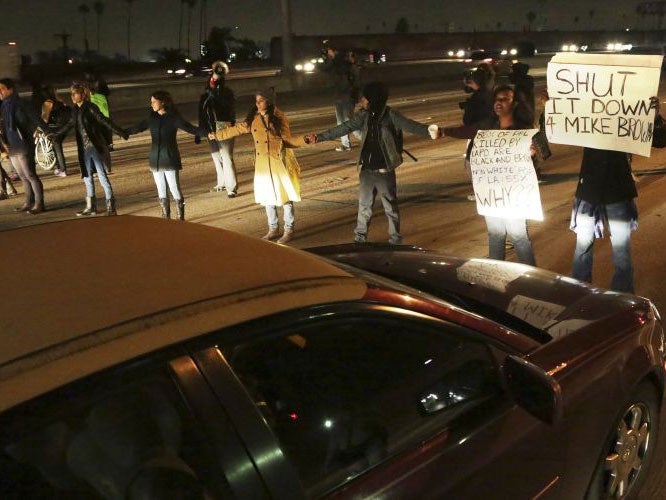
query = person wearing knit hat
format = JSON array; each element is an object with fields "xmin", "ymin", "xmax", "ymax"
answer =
[
  {"xmin": 306, "ymin": 81, "xmax": 439, "ymax": 244},
  {"xmin": 209, "ymin": 89, "xmax": 306, "ymax": 244},
  {"xmin": 198, "ymin": 60, "xmax": 238, "ymax": 197}
]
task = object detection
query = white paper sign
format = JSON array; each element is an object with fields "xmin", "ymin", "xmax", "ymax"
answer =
[
  {"xmin": 456, "ymin": 260, "xmax": 526, "ymax": 293},
  {"xmin": 545, "ymin": 53, "xmax": 663, "ymax": 157},
  {"xmin": 469, "ymin": 128, "xmax": 543, "ymax": 221},
  {"xmin": 507, "ymin": 295, "xmax": 566, "ymax": 329}
]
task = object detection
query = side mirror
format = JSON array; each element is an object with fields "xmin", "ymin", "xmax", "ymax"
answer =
[{"xmin": 501, "ymin": 355, "xmax": 563, "ymax": 425}]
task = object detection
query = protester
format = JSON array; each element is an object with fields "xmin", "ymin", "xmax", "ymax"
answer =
[
  {"xmin": 323, "ymin": 45, "xmax": 361, "ymax": 151},
  {"xmin": 126, "ymin": 90, "xmax": 202, "ymax": 220},
  {"xmin": 49, "ymin": 82, "xmax": 127, "ymax": 216},
  {"xmin": 86, "ymin": 73, "xmax": 114, "ymax": 173},
  {"xmin": 198, "ymin": 61, "xmax": 238, "ymax": 197},
  {"xmin": 37, "ymin": 84, "xmax": 71, "ymax": 176},
  {"xmin": 308, "ymin": 81, "xmax": 437, "ymax": 244},
  {"xmin": 0, "ymin": 78, "xmax": 45, "ymax": 214},
  {"xmin": 568, "ymin": 97, "xmax": 665, "ymax": 293},
  {"xmin": 209, "ymin": 89, "xmax": 305, "ymax": 244},
  {"xmin": 509, "ymin": 62, "xmax": 535, "ymax": 124},
  {"xmin": 459, "ymin": 64, "xmax": 495, "ymax": 200},
  {"xmin": 442, "ymin": 85, "xmax": 537, "ymax": 265}
]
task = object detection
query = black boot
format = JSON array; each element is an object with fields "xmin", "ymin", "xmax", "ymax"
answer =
[
  {"xmin": 76, "ymin": 197, "xmax": 97, "ymax": 216},
  {"xmin": 175, "ymin": 199, "xmax": 185, "ymax": 220},
  {"xmin": 159, "ymin": 198, "xmax": 171, "ymax": 219},
  {"xmin": 106, "ymin": 198, "xmax": 117, "ymax": 216}
]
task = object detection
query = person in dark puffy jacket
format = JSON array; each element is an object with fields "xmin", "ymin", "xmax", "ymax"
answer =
[
  {"xmin": 198, "ymin": 61, "xmax": 238, "ymax": 197},
  {"xmin": 127, "ymin": 90, "xmax": 203, "ymax": 220}
]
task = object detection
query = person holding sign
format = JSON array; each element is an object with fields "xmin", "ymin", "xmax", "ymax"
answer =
[
  {"xmin": 442, "ymin": 85, "xmax": 538, "ymax": 266},
  {"xmin": 567, "ymin": 97, "xmax": 665, "ymax": 294}
]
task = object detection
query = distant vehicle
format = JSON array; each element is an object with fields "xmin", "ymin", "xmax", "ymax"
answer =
[
  {"xmin": 347, "ymin": 47, "xmax": 386, "ymax": 64},
  {"xmin": 166, "ymin": 58, "xmax": 212, "ymax": 78},
  {"xmin": 294, "ymin": 47, "xmax": 386, "ymax": 73}
]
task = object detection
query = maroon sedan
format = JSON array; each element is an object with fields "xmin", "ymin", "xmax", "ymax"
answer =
[{"xmin": 0, "ymin": 218, "xmax": 662, "ymax": 499}]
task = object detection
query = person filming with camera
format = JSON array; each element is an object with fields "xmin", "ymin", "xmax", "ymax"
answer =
[{"xmin": 199, "ymin": 61, "xmax": 238, "ymax": 197}]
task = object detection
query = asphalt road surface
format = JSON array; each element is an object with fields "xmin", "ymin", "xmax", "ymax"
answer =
[{"xmin": 3, "ymin": 72, "xmax": 666, "ymax": 497}]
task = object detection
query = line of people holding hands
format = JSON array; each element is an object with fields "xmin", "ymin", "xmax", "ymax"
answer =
[{"xmin": 1, "ymin": 59, "xmax": 663, "ymax": 294}]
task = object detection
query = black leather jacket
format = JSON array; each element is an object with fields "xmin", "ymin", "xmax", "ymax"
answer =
[{"xmin": 52, "ymin": 101, "xmax": 125, "ymax": 178}]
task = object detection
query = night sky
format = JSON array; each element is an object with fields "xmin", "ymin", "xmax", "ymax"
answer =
[{"xmin": 0, "ymin": 0, "xmax": 650, "ymax": 60}]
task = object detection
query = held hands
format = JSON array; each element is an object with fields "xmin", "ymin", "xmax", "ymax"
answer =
[{"xmin": 304, "ymin": 133, "xmax": 318, "ymax": 144}]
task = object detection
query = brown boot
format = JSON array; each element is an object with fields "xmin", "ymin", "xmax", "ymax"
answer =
[
  {"xmin": 262, "ymin": 227, "xmax": 280, "ymax": 240},
  {"xmin": 277, "ymin": 228, "xmax": 294, "ymax": 244}
]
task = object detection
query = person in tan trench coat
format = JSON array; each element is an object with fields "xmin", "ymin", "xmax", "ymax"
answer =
[{"xmin": 210, "ymin": 89, "xmax": 305, "ymax": 244}]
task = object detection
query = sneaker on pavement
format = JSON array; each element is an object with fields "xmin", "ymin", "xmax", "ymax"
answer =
[
  {"xmin": 54, "ymin": 170, "xmax": 67, "ymax": 177},
  {"xmin": 466, "ymin": 194, "xmax": 476, "ymax": 201},
  {"xmin": 210, "ymin": 185, "xmax": 225, "ymax": 193},
  {"xmin": 335, "ymin": 145, "xmax": 351, "ymax": 152},
  {"xmin": 353, "ymin": 234, "xmax": 367, "ymax": 243}
]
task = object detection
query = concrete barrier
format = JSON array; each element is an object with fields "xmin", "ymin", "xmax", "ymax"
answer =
[{"xmin": 108, "ymin": 56, "xmax": 546, "ymax": 111}]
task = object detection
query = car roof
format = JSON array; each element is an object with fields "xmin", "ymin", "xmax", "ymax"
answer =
[{"xmin": 0, "ymin": 216, "xmax": 366, "ymax": 411}]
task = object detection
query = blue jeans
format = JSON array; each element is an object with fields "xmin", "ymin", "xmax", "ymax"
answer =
[
  {"xmin": 266, "ymin": 202, "xmax": 294, "ymax": 229},
  {"xmin": 152, "ymin": 170, "xmax": 182, "ymax": 200},
  {"xmin": 484, "ymin": 216, "xmax": 535, "ymax": 265},
  {"xmin": 571, "ymin": 199, "xmax": 635, "ymax": 293},
  {"xmin": 83, "ymin": 148, "xmax": 114, "ymax": 200},
  {"xmin": 356, "ymin": 169, "xmax": 401, "ymax": 244}
]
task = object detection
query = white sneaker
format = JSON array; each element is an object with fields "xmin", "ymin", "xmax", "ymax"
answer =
[{"xmin": 335, "ymin": 145, "xmax": 351, "ymax": 152}]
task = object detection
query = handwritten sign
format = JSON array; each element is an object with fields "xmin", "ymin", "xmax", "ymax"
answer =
[
  {"xmin": 545, "ymin": 53, "xmax": 663, "ymax": 156},
  {"xmin": 456, "ymin": 260, "xmax": 526, "ymax": 292},
  {"xmin": 507, "ymin": 295, "xmax": 566, "ymax": 329},
  {"xmin": 469, "ymin": 128, "xmax": 542, "ymax": 221}
]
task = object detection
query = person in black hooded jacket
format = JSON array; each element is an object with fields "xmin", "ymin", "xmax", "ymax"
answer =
[{"xmin": 198, "ymin": 61, "xmax": 238, "ymax": 197}]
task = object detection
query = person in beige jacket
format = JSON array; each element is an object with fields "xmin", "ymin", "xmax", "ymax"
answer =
[{"xmin": 210, "ymin": 89, "xmax": 305, "ymax": 244}]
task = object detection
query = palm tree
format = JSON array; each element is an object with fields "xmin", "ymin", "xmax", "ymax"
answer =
[
  {"xmin": 185, "ymin": 0, "xmax": 197, "ymax": 58},
  {"xmin": 125, "ymin": 0, "xmax": 135, "ymax": 60},
  {"xmin": 78, "ymin": 3, "xmax": 90, "ymax": 55},
  {"xmin": 92, "ymin": 1, "xmax": 105, "ymax": 53},
  {"xmin": 525, "ymin": 11, "xmax": 536, "ymax": 31}
]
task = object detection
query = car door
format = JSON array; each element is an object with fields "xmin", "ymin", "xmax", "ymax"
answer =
[
  {"xmin": 0, "ymin": 349, "xmax": 266, "ymax": 499},
  {"xmin": 203, "ymin": 303, "xmax": 566, "ymax": 499}
]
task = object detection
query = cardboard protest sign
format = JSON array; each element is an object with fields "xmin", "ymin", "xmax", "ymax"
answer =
[
  {"xmin": 469, "ymin": 128, "xmax": 543, "ymax": 221},
  {"xmin": 545, "ymin": 53, "xmax": 663, "ymax": 156}
]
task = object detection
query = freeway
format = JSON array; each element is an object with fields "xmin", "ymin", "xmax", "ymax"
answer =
[{"xmin": 3, "ymin": 66, "xmax": 666, "ymax": 497}]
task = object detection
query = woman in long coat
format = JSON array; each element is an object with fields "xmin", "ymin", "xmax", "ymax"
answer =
[
  {"xmin": 126, "ymin": 90, "xmax": 202, "ymax": 220},
  {"xmin": 211, "ymin": 89, "xmax": 305, "ymax": 244}
]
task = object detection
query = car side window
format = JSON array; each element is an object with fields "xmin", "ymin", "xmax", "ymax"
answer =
[
  {"xmin": 0, "ymin": 365, "xmax": 233, "ymax": 499},
  {"xmin": 224, "ymin": 314, "xmax": 501, "ymax": 497}
]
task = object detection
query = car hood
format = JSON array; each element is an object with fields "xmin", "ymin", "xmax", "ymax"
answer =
[{"xmin": 309, "ymin": 244, "xmax": 650, "ymax": 344}]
